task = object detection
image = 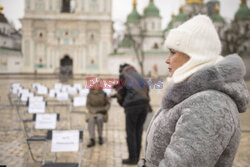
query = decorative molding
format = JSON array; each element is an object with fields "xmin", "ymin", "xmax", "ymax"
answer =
[
  {"xmin": 0, "ymin": 48, "xmax": 22, "ymax": 55},
  {"xmin": 35, "ymin": 0, "xmax": 45, "ymax": 11}
]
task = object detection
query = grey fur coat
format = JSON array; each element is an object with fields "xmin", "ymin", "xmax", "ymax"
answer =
[{"xmin": 144, "ymin": 55, "xmax": 249, "ymax": 167}]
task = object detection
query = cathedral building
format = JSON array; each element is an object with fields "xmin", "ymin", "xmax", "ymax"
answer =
[
  {"xmin": 0, "ymin": 5, "xmax": 22, "ymax": 73},
  {"xmin": 0, "ymin": 0, "xmax": 249, "ymax": 77},
  {"xmin": 21, "ymin": 0, "xmax": 113, "ymax": 74},
  {"xmin": 113, "ymin": 0, "xmax": 168, "ymax": 76}
]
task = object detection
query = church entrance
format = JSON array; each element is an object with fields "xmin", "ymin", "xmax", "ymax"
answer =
[{"xmin": 60, "ymin": 55, "xmax": 73, "ymax": 76}]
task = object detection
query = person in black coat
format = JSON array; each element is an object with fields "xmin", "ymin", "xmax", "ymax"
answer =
[{"xmin": 111, "ymin": 64, "xmax": 150, "ymax": 165}]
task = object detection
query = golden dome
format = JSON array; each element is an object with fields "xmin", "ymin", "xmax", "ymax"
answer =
[
  {"xmin": 171, "ymin": 13, "xmax": 175, "ymax": 19},
  {"xmin": 133, "ymin": 0, "xmax": 137, "ymax": 9},
  {"xmin": 179, "ymin": 5, "xmax": 184, "ymax": 13},
  {"xmin": 0, "ymin": 5, "xmax": 3, "ymax": 14},
  {"xmin": 186, "ymin": 0, "xmax": 203, "ymax": 4},
  {"xmin": 241, "ymin": 0, "xmax": 246, "ymax": 6},
  {"xmin": 215, "ymin": 3, "xmax": 220, "ymax": 13}
]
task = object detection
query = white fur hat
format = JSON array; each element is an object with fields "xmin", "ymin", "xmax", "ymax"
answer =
[{"xmin": 165, "ymin": 15, "xmax": 223, "ymax": 83}]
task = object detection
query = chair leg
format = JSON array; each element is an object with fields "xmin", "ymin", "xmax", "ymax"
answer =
[
  {"xmin": 23, "ymin": 149, "xmax": 29, "ymax": 167},
  {"xmin": 42, "ymin": 141, "xmax": 48, "ymax": 165},
  {"xmin": 68, "ymin": 104, "xmax": 72, "ymax": 129},
  {"xmin": 78, "ymin": 142, "xmax": 83, "ymax": 167},
  {"xmin": 105, "ymin": 123, "xmax": 108, "ymax": 142},
  {"xmin": 54, "ymin": 152, "xmax": 57, "ymax": 163}
]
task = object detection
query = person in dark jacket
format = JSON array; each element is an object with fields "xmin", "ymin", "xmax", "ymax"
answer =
[
  {"xmin": 114, "ymin": 64, "xmax": 150, "ymax": 165},
  {"xmin": 86, "ymin": 82, "xmax": 110, "ymax": 147}
]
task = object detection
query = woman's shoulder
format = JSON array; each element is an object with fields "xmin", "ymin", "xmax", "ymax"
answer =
[
  {"xmin": 179, "ymin": 90, "xmax": 239, "ymax": 119},
  {"xmin": 184, "ymin": 90, "xmax": 235, "ymax": 107}
]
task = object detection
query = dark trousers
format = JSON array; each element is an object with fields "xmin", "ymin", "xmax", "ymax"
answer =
[{"xmin": 125, "ymin": 105, "xmax": 148, "ymax": 161}]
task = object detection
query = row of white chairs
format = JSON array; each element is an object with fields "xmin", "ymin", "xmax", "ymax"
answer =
[
  {"xmin": 9, "ymin": 83, "xmax": 84, "ymax": 167},
  {"xmin": 10, "ymin": 83, "xmax": 112, "ymax": 104}
]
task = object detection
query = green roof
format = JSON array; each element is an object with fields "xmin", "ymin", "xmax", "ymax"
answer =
[
  {"xmin": 235, "ymin": 2, "xmax": 250, "ymax": 20},
  {"xmin": 174, "ymin": 12, "xmax": 188, "ymax": 22},
  {"xmin": 164, "ymin": 20, "xmax": 174, "ymax": 32},
  {"xmin": 144, "ymin": 1, "xmax": 160, "ymax": 17},
  {"xmin": 119, "ymin": 36, "xmax": 133, "ymax": 48},
  {"xmin": 211, "ymin": 13, "xmax": 225, "ymax": 23},
  {"xmin": 0, "ymin": 48, "xmax": 21, "ymax": 55},
  {"xmin": 127, "ymin": 8, "xmax": 140, "ymax": 23}
]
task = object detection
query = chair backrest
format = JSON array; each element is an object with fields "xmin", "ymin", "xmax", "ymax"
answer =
[
  {"xmin": 32, "ymin": 113, "xmax": 60, "ymax": 121},
  {"xmin": 43, "ymin": 130, "xmax": 83, "ymax": 166},
  {"xmin": 36, "ymin": 85, "xmax": 48, "ymax": 95},
  {"xmin": 72, "ymin": 96, "xmax": 87, "ymax": 107},
  {"xmin": 28, "ymin": 100, "xmax": 46, "ymax": 113},
  {"xmin": 34, "ymin": 113, "xmax": 60, "ymax": 130},
  {"xmin": 46, "ymin": 130, "xmax": 83, "ymax": 140},
  {"xmin": 56, "ymin": 92, "xmax": 69, "ymax": 101},
  {"xmin": 48, "ymin": 130, "xmax": 83, "ymax": 152}
]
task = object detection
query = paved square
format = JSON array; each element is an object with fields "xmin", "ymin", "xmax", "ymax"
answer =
[{"xmin": 0, "ymin": 75, "xmax": 249, "ymax": 167}]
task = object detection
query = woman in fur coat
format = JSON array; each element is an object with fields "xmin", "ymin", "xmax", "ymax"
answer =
[{"xmin": 138, "ymin": 15, "xmax": 249, "ymax": 167}]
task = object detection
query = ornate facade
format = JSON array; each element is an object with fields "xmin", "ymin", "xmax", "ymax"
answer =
[
  {"xmin": 0, "ymin": 5, "xmax": 22, "ymax": 73},
  {"xmin": 114, "ymin": 0, "xmax": 168, "ymax": 76},
  {"xmin": 21, "ymin": 0, "xmax": 113, "ymax": 74}
]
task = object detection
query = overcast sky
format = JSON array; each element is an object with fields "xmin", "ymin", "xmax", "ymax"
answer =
[{"xmin": 0, "ymin": 0, "xmax": 249, "ymax": 30}]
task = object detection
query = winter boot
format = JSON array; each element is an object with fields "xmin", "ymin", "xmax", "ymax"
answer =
[
  {"xmin": 98, "ymin": 137, "xmax": 103, "ymax": 145},
  {"xmin": 87, "ymin": 138, "xmax": 95, "ymax": 147},
  {"xmin": 122, "ymin": 158, "xmax": 138, "ymax": 165}
]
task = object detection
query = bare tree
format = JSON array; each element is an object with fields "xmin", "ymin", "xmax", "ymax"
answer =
[
  {"xmin": 113, "ymin": 20, "xmax": 126, "ymax": 53},
  {"xmin": 126, "ymin": 23, "xmax": 147, "ymax": 76}
]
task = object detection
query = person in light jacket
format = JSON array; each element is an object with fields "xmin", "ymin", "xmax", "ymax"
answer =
[
  {"xmin": 86, "ymin": 82, "xmax": 110, "ymax": 147},
  {"xmin": 138, "ymin": 15, "xmax": 249, "ymax": 167}
]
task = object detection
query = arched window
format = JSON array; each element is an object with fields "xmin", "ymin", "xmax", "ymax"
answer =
[
  {"xmin": 153, "ymin": 43, "xmax": 159, "ymax": 49},
  {"xmin": 61, "ymin": 0, "xmax": 75, "ymax": 13},
  {"xmin": 26, "ymin": 0, "xmax": 31, "ymax": 10},
  {"xmin": 39, "ymin": 33, "xmax": 43, "ymax": 38}
]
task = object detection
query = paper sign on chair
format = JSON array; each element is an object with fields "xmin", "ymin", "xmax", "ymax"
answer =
[
  {"xmin": 28, "ymin": 101, "xmax": 46, "ymax": 113},
  {"xmin": 51, "ymin": 130, "xmax": 79, "ymax": 152},
  {"xmin": 73, "ymin": 96, "xmax": 87, "ymax": 107},
  {"xmin": 35, "ymin": 113, "xmax": 57, "ymax": 129}
]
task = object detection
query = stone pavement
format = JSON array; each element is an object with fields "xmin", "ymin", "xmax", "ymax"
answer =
[{"xmin": 0, "ymin": 76, "xmax": 249, "ymax": 167}]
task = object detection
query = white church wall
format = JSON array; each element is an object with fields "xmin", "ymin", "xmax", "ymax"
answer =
[
  {"xmin": 0, "ymin": 36, "xmax": 15, "ymax": 49},
  {"xmin": 143, "ymin": 36, "xmax": 163, "ymax": 50},
  {"xmin": 21, "ymin": 0, "xmax": 113, "ymax": 74},
  {"xmin": 143, "ymin": 54, "xmax": 169, "ymax": 77},
  {"xmin": 0, "ymin": 51, "xmax": 22, "ymax": 73},
  {"xmin": 7, "ymin": 55, "xmax": 23, "ymax": 73},
  {"xmin": 142, "ymin": 17, "xmax": 162, "ymax": 32},
  {"xmin": 108, "ymin": 54, "xmax": 138, "ymax": 75},
  {"xmin": 108, "ymin": 53, "xmax": 169, "ymax": 77}
]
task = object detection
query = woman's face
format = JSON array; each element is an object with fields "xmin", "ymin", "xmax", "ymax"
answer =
[{"xmin": 165, "ymin": 49, "xmax": 190, "ymax": 77}]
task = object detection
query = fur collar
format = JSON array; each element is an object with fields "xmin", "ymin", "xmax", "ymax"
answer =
[{"xmin": 162, "ymin": 54, "xmax": 249, "ymax": 113}]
